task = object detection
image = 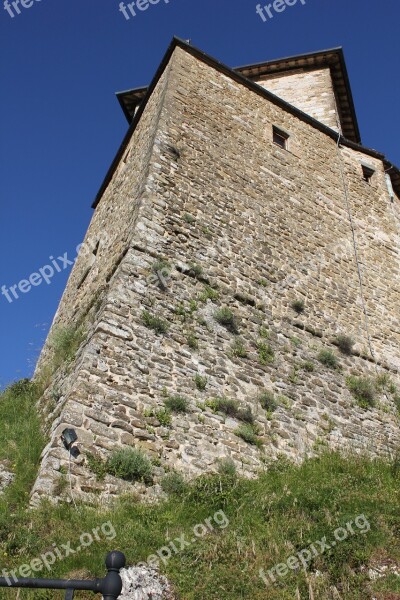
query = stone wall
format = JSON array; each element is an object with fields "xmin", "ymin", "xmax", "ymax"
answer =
[
  {"xmin": 255, "ymin": 67, "xmax": 340, "ymax": 131},
  {"xmin": 31, "ymin": 45, "xmax": 400, "ymax": 506}
]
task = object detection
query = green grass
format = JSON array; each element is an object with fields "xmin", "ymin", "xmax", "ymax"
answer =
[
  {"xmin": 256, "ymin": 341, "xmax": 274, "ymax": 365},
  {"xmin": 207, "ymin": 397, "xmax": 255, "ymax": 426},
  {"xmin": 155, "ymin": 408, "xmax": 172, "ymax": 427},
  {"xmin": 258, "ymin": 326, "xmax": 270, "ymax": 339},
  {"xmin": 301, "ymin": 360, "xmax": 315, "ymax": 372},
  {"xmin": 183, "ymin": 213, "xmax": 196, "ymax": 224},
  {"xmin": 0, "ymin": 424, "xmax": 400, "ymax": 600},
  {"xmin": 217, "ymin": 458, "xmax": 237, "ymax": 477},
  {"xmin": 335, "ymin": 334, "xmax": 354, "ymax": 355},
  {"xmin": 187, "ymin": 331, "xmax": 199, "ymax": 350},
  {"xmin": 49, "ymin": 325, "xmax": 85, "ymax": 370},
  {"xmin": 174, "ymin": 299, "xmax": 197, "ymax": 321},
  {"xmin": 230, "ymin": 338, "xmax": 248, "ymax": 358},
  {"xmin": 258, "ymin": 390, "xmax": 278, "ymax": 413},
  {"xmin": 161, "ymin": 472, "xmax": 188, "ymax": 496},
  {"xmin": 106, "ymin": 448, "xmax": 153, "ymax": 484},
  {"xmin": 152, "ymin": 258, "xmax": 171, "ymax": 274},
  {"xmin": 174, "ymin": 302, "xmax": 187, "ymax": 319},
  {"xmin": 164, "ymin": 395, "xmax": 190, "ymax": 414},
  {"xmin": 214, "ymin": 307, "xmax": 239, "ymax": 334},
  {"xmin": 187, "ymin": 263, "xmax": 203, "ymax": 279},
  {"xmin": 142, "ymin": 310, "xmax": 170, "ymax": 334},
  {"xmin": 1, "ymin": 379, "xmax": 399, "ymax": 599},
  {"xmin": 317, "ymin": 349, "xmax": 339, "ymax": 369},
  {"xmin": 208, "ymin": 396, "xmax": 239, "ymax": 417},
  {"xmin": 236, "ymin": 406, "xmax": 255, "ymax": 424},
  {"xmin": 346, "ymin": 376, "xmax": 377, "ymax": 409},
  {"xmin": 234, "ymin": 423, "xmax": 263, "ymax": 447},
  {"xmin": 198, "ymin": 285, "xmax": 219, "ymax": 303},
  {"xmin": 194, "ymin": 374, "xmax": 208, "ymax": 391},
  {"xmin": 86, "ymin": 452, "xmax": 108, "ymax": 481},
  {"xmin": 291, "ymin": 299, "xmax": 305, "ymax": 314},
  {"xmin": 0, "ymin": 380, "xmax": 45, "ymax": 516}
]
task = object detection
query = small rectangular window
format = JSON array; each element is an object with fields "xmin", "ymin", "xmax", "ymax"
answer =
[
  {"xmin": 361, "ymin": 164, "xmax": 374, "ymax": 184},
  {"xmin": 273, "ymin": 126, "xmax": 289, "ymax": 150}
]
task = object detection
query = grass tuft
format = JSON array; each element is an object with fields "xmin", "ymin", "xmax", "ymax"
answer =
[
  {"xmin": 235, "ymin": 423, "xmax": 262, "ymax": 448},
  {"xmin": 346, "ymin": 376, "xmax": 376, "ymax": 409},
  {"xmin": 335, "ymin": 334, "xmax": 355, "ymax": 355},
  {"xmin": 164, "ymin": 395, "xmax": 190, "ymax": 414},
  {"xmin": 194, "ymin": 374, "xmax": 208, "ymax": 391},
  {"xmin": 155, "ymin": 408, "xmax": 172, "ymax": 427},
  {"xmin": 301, "ymin": 360, "xmax": 315, "ymax": 372},
  {"xmin": 230, "ymin": 338, "xmax": 248, "ymax": 358},
  {"xmin": 214, "ymin": 307, "xmax": 239, "ymax": 334},
  {"xmin": 318, "ymin": 349, "xmax": 339, "ymax": 369},
  {"xmin": 198, "ymin": 285, "xmax": 219, "ymax": 303},
  {"xmin": 49, "ymin": 325, "xmax": 85, "ymax": 370},
  {"xmin": 183, "ymin": 213, "xmax": 195, "ymax": 224},
  {"xmin": 142, "ymin": 310, "xmax": 169, "ymax": 334},
  {"xmin": 0, "ymin": 380, "xmax": 45, "ymax": 514},
  {"xmin": 257, "ymin": 341, "xmax": 274, "ymax": 365},
  {"xmin": 217, "ymin": 457, "xmax": 237, "ymax": 478},
  {"xmin": 258, "ymin": 390, "xmax": 278, "ymax": 413},
  {"xmin": 187, "ymin": 331, "xmax": 199, "ymax": 350},
  {"xmin": 291, "ymin": 299, "xmax": 305, "ymax": 314},
  {"xmin": 187, "ymin": 263, "xmax": 203, "ymax": 279},
  {"xmin": 107, "ymin": 447, "xmax": 153, "ymax": 483},
  {"xmin": 208, "ymin": 396, "xmax": 239, "ymax": 417},
  {"xmin": 161, "ymin": 472, "xmax": 187, "ymax": 496}
]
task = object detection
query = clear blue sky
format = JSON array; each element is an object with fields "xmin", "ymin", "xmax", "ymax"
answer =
[{"xmin": 0, "ymin": 0, "xmax": 399, "ymax": 389}]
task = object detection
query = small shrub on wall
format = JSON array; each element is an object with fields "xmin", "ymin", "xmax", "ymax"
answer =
[
  {"xmin": 346, "ymin": 376, "xmax": 376, "ymax": 409},
  {"xmin": 107, "ymin": 448, "xmax": 153, "ymax": 483}
]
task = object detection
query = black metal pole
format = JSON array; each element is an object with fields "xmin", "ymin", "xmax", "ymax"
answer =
[
  {"xmin": 0, "ymin": 576, "xmax": 100, "ymax": 591},
  {"xmin": 99, "ymin": 551, "xmax": 126, "ymax": 600},
  {"xmin": 0, "ymin": 551, "xmax": 126, "ymax": 600}
]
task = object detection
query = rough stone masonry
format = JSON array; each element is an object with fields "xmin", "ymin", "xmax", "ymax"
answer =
[{"xmin": 31, "ymin": 39, "xmax": 400, "ymax": 505}]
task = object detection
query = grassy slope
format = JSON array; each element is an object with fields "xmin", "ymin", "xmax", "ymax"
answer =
[{"xmin": 0, "ymin": 381, "xmax": 399, "ymax": 599}]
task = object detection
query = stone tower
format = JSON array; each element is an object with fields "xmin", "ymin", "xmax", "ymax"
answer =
[{"xmin": 32, "ymin": 39, "xmax": 400, "ymax": 505}]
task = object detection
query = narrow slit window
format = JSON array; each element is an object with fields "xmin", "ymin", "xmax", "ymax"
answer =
[
  {"xmin": 273, "ymin": 126, "xmax": 289, "ymax": 150},
  {"xmin": 92, "ymin": 240, "xmax": 100, "ymax": 257},
  {"xmin": 361, "ymin": 164, "xmax": 375, "ymax": 184}
]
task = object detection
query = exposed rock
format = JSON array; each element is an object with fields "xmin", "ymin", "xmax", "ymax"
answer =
[
  {"xmin": 0, "ymin": 466, "xmax": 14, "ymax": 495},
  {"xmin": 118, "ymin": 566, "xmax": 176, "ymax": 600}
]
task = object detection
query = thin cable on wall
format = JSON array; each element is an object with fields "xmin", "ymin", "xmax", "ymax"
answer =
[
  {"xmin": 68, "ymin": 450, "xmax": 78, "ymax": 510},
  {"xmin": 334, "ymin": 129, "xmax": 376, "ymax": 366}
]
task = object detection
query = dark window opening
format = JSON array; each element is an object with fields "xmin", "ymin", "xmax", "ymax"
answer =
[
  {"xmin": 273, "ymin": 126, "xmax": 289, "ymax": 150},
  {"xmin": 362, "ymin": 165, "xmax": 375, "ymax": 184},
  {"xmin": 92, "ymin": 240, "xmax": 100, "ymax": 257}
]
